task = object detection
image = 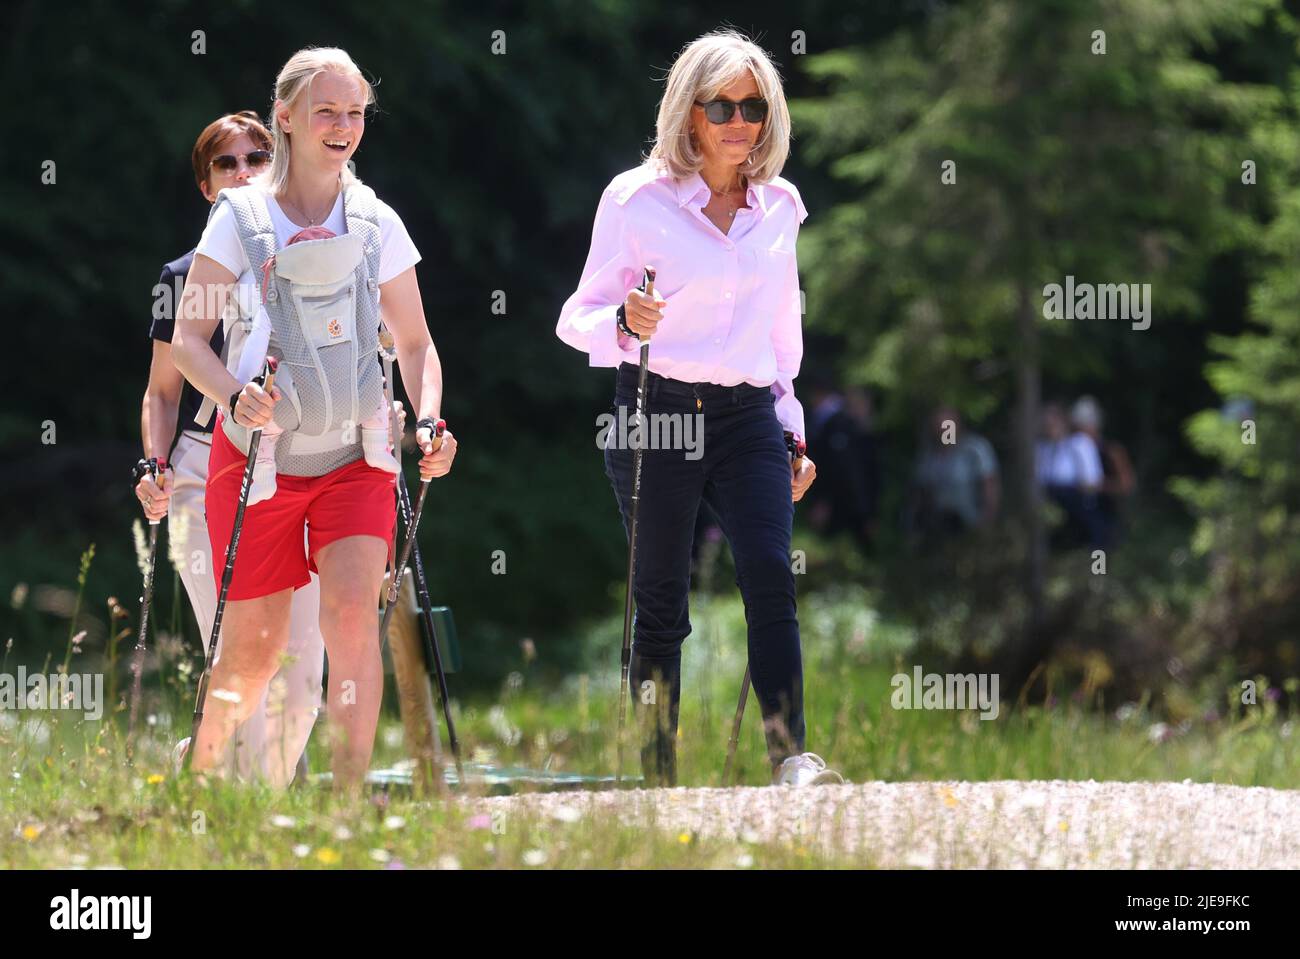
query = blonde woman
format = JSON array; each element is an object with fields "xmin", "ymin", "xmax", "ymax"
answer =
[
  {"xmin": 174, "ymin": 47, "xmax": 457, "ymax": 789},
  {"xmin": 135, "ymin": 111, "xmax": 324, "ymax": 787},
  {"xmin": 557, "ymin": 30, "xmax": 841, "ymax": 786}
]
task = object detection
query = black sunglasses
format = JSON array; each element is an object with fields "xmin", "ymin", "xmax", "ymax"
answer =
[
  {"xmin": 695, "ymin": 98, "xmax": 768, "ymax": 124},
  {"xmin": 210, "ymin": 150, "xmax": 273, "ymax": 173}
]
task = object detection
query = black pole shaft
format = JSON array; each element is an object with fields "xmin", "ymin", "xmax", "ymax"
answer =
[
  {"xmin": 128, "ymin": 516, "xmax": 160, "ymax": 749},
  {"xmin": 378, "ymin": 478, "xmax": 430, "ymax": 644},
  {"xmin": 186, "ymin": 426, "xmax": 263, "ymax": 769},
  {"xmin": 723, "ymin": 665, "xmax": 751, "ymax": 785},
  {"xmin": 617, "ymin": 266, "xmax": 655, "ymax": 782},
  {"xmin": 185, "ymin": 360, "xmax": 276, "ymax": 772},
  {"xmin": 394, "ymin": 468, "xmax": 463, "ymax": 777}
]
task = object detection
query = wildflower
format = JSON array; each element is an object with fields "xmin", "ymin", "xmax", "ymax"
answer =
[
  {"xmin": 333, "ymin": 825, "xmax": 353, "ymax": 841},
  {"xmin": 369, "ymin": 848, "xmax": 391, "ymax": 864},
  {"xmin": 551, "ymin": 805, "xmax": 580, "ymax": 824},
  {"xmin": 736, "ymin": 853, "xmax": 754, "ymax": 868},
  {"xmin": 315, "ymin": 848, "xmax": 340, "ymax": 865},
  {"xmin": 132, "ymin": 521, "xmax": 151, "ymax": 577},
  {"xmin": 437, "ymin": 854, "xmax": 461, "ymax": 870},
  {"xmin": 293, "ymin": 844, "xmax": 311, "ymax": 858},
  {"xmin": 467, "ymin": 813, "xmax": 492, "ymax": 830},
  {"xmin": 677, "ymin": 833, "xmax": 692, "ymax": 845},
  {"xmin": 522, "ymin": 849, "xmax": 547, "ymax": 866},
  {"xmin": 146, "ymin": 774, "xmax": 165, "ymax": 785},
  {"xmin": 269, "ymin": 814, "xmax": 296, "ymax": 829},
  {"xmin": 383, "ymin": 815, "xmax": 406, "ymax": 831},
  {"xmin": 21, "ymin": 823, "xmax": 43, "ymax": 841}
]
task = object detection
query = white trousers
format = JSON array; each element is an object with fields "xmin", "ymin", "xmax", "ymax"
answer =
[{"xmin": 167, "ymin": 430, "xmax": 325, "ymax": 787}]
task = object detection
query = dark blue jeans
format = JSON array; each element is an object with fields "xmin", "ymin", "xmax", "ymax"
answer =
[{"xmin": 604, "ymin": 364, "xmax": 804, "ymax": 784}]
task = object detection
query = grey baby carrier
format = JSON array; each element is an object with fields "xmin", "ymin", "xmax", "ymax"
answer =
[{"xmin": 202, "ymin": 182, "xmax": 385, "ymax": 477}]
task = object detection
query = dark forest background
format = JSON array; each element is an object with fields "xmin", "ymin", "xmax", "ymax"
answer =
[{"xmin": 6, "ymin": 0, "xmax": 1300, "ymax": 712}]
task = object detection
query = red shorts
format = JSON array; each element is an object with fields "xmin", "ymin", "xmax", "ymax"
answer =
[{"xmin": 206, "ymin": 417, "xmax": 396, "ymax": 601}]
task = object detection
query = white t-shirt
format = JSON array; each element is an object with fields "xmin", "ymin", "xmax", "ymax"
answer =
[
  {"xmin": 1036, "ymin": 432, "xmax": 1103, "ymax": 487},
  {"xmin": 195, "ymin": 184, "xmax": 421, "ymax": 298}
]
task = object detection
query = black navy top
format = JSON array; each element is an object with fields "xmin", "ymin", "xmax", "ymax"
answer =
[{"xmin": 149, "ymin": 249, "xmax": 225, "ymax": 435}]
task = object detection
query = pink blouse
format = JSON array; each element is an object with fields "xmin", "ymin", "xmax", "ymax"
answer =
[{"xmin": 556, "ymin": 162, "xmax": 809, "ymax": 439}]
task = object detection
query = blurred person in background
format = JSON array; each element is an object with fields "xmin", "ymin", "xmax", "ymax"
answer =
[
  {"xmin": 911, "ymin": 404, "xmax": 999, "ymax": 544},
  {"xmin": 1036, "ymin": 401, "xmax": 1104, "ymax": 550},
  {"xmin": 806, "ymin": 382, "xmax": 881, "ymax": 552},
  {"xmin": 1070, "ymin": 395, "xmax": 1134, "ymax": 549}
]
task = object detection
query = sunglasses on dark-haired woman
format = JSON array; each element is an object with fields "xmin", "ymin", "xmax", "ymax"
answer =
[{"xmin": 209, "ymin": 149, "xmax": 272, "ymax": 173}]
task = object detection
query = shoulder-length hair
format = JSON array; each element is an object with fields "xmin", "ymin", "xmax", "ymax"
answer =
[
  {"xmin": 259, "ymin": 46, "xmax": 376, "ymax": 195},
  {"xmin": 648, "ymin": 29, "xmax": 791, "ymax": 184}
]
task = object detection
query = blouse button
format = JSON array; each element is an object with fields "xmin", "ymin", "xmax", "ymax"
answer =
[{"xmin": 725, "ymin": 291, "xmax": 733, "ymax": 299}]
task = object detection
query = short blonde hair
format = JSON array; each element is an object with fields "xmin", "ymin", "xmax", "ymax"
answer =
[
  {"xmin": 648, "ymin": 29, "xmax": 791, "ymax": 183},
  {"xmin": 260, "ymin": 47, "xmax": 376, "ymax": 195}
]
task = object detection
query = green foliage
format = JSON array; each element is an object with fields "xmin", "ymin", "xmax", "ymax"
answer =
[
  {"xmin": 794, "ymin": 0, "xmax": 1278, "ymax": 428},
  {"xmin": 1174, "ymin": 52, "xmax": 1300, "ymax": 684}
]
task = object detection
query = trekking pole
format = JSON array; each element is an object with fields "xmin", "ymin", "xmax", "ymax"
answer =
[
  {"xmin": 128, "ymin": 456, "xmax": 164, "ymax": 753},
  {"xmin": 617, "ymin": 266, "xmax": 656, "ymax": 782},
  {"xmin": 377, "ymin": 417, "xmax": 445, "ymax": 652},
  {"xmin": 184, "ymin": 357, "xmax": 278, "ymax": 772},
  {"xmin": 377, "ymin": 328, "xmax": 463, "ymax": 781},
  {"xmin": 722, "ymin": 667, "xmax": 751, "ymax": 785},
  {"xmin": 722, "ymin": 432, "xmax": 806, "ymax": 784}
]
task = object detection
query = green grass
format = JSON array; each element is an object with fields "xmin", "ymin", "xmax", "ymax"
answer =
[{"xmin": 2, "ymin": 585, "xmax": 1297, "ymax": 868}]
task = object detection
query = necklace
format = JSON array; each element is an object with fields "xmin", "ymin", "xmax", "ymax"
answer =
[
  {"xmin": 704, "ymin": 173, "xmax": 745, "ymax": 197},
  {"xmin": 704, "ymin": 174, "xmax": 746, "ymax": 218},
  {"xmin": 277, "ymin": 187, "xmax": 339, "ymax": 227}
]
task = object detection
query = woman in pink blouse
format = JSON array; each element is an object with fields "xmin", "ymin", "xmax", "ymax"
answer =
[{"xmin": 557, "ymin": 29, "xmax": 842, "ymax": 787}]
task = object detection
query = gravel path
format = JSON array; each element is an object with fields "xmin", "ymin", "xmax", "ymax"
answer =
[{"xmin": 472, "ymin": 780, "xmax": 1300, "ymax": 868}]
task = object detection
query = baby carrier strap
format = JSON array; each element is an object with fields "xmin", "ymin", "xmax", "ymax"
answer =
[
  {"xmin": 218, "ymin": 185, "xmax": 279, "ymax": 302},
  {"xmin": 343, "ymin": 181, "xmax": 382, "ymax": 315},
  {"xmin": 192, "ymin": 187, "xmax": 276, "ymax": 429}
]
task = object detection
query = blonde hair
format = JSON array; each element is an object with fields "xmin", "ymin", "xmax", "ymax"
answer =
[
  {"xmin": 648, "ymin": 29, "xmax": 791, "ymax": 183},
  {"xmin": 260, "ymin": 47, "xmax": 375, "ymax": 195}
]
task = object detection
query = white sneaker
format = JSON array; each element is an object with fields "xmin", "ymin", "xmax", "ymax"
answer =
[
  {"xmin": 773, "ymin": 752, "xmax": 844, "ymax": 787},
  {"xmin": 171, "ymin": 737, "xmax": 191, "ymax": 774},
  {"xmin": 246, "ymin": 431, "xmax": 280, "ymax": 505},
  {"xmin": 361, "ymin": 426, "xmax": 402, "ymax": 474}
]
